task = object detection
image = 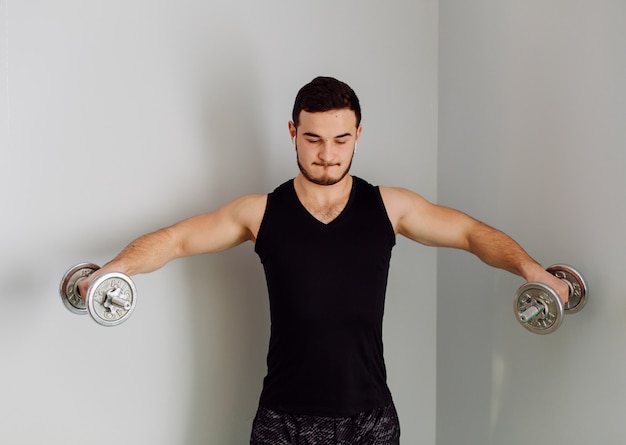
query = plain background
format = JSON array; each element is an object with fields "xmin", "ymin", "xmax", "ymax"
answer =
[
  {"xmin": 2, "ymin": 1, "xmax": 625, "ymax": 444},
  {"xmin": 438, "ymin": 0, "xmax": 626, "ymax": 443}
]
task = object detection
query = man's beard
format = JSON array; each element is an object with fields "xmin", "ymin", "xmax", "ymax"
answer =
[{"xmin": 296, "ymin": 149, "xmax": 353, "ymax": 186}]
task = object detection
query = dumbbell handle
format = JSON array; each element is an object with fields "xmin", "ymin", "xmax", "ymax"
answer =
[
  {"xmin": 104, "ymin": 287, "xmax": 132, "ymax": 311},
  {"xmin": 519, "ymin": 304, "xmax": 542, "ymax": 323}
]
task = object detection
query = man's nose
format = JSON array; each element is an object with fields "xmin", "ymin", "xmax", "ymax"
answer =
[{"xmin": 318, "ymin": 142, "xmax": 333, "ymax": 161}]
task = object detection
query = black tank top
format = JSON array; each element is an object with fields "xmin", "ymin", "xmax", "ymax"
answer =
[
  {"xmin": 254, "ymin": 176, "xmax": 396, "ymax": 417},
  {"xmin": 255, "ymin": 177, "xmax": 395, "ymax": 417}
]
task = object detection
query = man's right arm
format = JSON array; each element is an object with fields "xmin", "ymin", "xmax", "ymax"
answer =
[{"xmin": 78, "ymin": 194, "xmax": 267, "ymax": 297}]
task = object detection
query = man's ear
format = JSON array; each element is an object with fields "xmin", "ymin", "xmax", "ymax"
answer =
[
  {"xmin": 356, "ymin": 124, "xmax": 363, "ymax": 141},
  {"xmin": 288, "ymin": 121, "xmax": 297, "ymax": 144}
]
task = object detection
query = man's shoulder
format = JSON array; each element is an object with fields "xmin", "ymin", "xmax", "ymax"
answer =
[{"xmin": 227, "ymin": 193, "xmax": 268, "ymax": 221}]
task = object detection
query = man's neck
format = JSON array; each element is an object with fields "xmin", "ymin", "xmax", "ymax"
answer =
[{"xmin": 293, "ymin": 174, "xmax": 353, "ymax": 223}]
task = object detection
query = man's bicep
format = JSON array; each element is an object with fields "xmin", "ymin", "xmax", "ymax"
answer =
[
  {"xmin": 383, "ymin": 187, "xmax": 474, "ymax": 249},
  {"xmin": 177, "ymin": 194, "xmax": 266, "ymax": 256},
  {"xmin": 404, "ymin": 204, "xmax": 477, "ymax": 249}
]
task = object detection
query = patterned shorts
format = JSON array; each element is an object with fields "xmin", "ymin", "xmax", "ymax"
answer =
[{"xmin": 250, "ymin": 403, "xmax": 400, "ymax": 445}]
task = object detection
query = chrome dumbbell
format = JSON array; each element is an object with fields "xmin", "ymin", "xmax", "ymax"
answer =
[
  {"xmin": 59, "ymin": 263, "xmax": 137, "ymax": 327},
  {"xmin": 514, "ymin": 264, "xmax": 588, "ymax": 334}
]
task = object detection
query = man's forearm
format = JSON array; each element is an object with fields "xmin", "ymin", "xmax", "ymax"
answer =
[
  {"xmin": 466, "ymin": 222, "xmax": 570, "ymax": 302},
  {"xmin": 101, "ymin": 226, "xmax": 181, "ymax": 277},
  {"xmin": 466, "ymin": 222, "xmax": 544, "ymax": 280}
]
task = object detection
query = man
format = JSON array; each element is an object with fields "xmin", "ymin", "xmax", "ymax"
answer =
[{"xmin": 79, "ymin": 77, "xmax": 568, "ymax": 444}]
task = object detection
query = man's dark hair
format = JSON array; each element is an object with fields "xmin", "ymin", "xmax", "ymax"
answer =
[{"xmin": 292, "ymin": 77, "xmax": 361, "ymax": 128}]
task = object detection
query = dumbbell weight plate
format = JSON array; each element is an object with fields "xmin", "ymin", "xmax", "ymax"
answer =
[
  {"xmin": 86, "ymin": 272, "xmax": 137, "ymax": 327},
  {"xmin": 546, "ymin": 264, "xmax": 588, "ymax": 314},
  {"xmin": 515, "ymin": 282, "xmax": 564, "ymax": 334},
  {"xmin": 59, "ymin": 263, "xmax": 100, "ymax": 315}
]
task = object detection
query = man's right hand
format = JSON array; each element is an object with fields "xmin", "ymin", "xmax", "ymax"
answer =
[{"xmin": 77, "ymin": 270, "xmax": 103, "ymax": 301}]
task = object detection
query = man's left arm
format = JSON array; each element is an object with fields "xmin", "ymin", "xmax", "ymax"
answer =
[{"xmin": 380, "ymin": 186, "xmax": 570, "ymax": 303}]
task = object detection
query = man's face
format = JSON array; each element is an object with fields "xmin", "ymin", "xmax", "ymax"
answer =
[{"xmin": 289, "ymin": 109, "xmax": 362, "ymax": 186}]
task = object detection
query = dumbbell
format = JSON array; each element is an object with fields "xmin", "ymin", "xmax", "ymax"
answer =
[
  {"xmin": 59, "ymin": 263, "xmax": 137, "ymax": 327},
  {"xmin": 514, "ymin": 264, "xmax": 588, "ymax": 334}
]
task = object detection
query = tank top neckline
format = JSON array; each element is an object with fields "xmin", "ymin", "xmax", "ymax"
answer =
[{"xmin": 289, "ymin": 176, "xmax": 358, "ymax": 227}]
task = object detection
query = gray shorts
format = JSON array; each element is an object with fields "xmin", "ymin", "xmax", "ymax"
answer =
[{"xmin": 250, "ymin": 403, "xmax": 400, "ymax": 445}]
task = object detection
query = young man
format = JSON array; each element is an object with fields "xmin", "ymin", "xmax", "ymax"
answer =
[{"xmin": 79, "ymin": 77, "xmax": 568, "ymax": 444}]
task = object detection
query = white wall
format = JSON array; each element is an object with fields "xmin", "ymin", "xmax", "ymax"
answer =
[
  {"xmin": 438, "ymin": 1, "xmax": 626, "ymax": 443},
  {"xmin": 0, "ymin": 1, "xmax": 438, "ymax": 444}
]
